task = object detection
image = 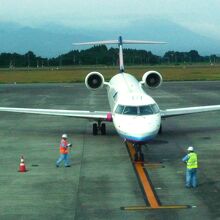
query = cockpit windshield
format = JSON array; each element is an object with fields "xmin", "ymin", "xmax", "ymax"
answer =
[
  {"xmin": 123, "ymin": 106, "xmax": 137, "ymax": 115},
  {"xmin": 115, "ymin": 104, "xmax": 160, "ymax": 115}
]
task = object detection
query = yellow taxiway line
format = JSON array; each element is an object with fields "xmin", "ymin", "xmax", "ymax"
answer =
[
  {"xmin": 126, "ymin": 142, "xmax": 191, "ymax": 210},
  {"xmin": 121, "ymin": 205, "xmax": 190, "ymax": 211},
  {"xmin": 127, "ymin": 142, "xmax": 160, "ymax": 208}
]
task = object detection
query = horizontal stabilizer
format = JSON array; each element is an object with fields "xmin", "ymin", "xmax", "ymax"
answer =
[
  {"xmin": 73, "ymin": 39, "xmax": 167, "ymax": 46},
  {"xmin": 123, "ymin": 40, "xmax": 167, "ymax": 44},
  {"xmin": 73, "ymin": 40, "xmax": 118, "ymax": 46}
]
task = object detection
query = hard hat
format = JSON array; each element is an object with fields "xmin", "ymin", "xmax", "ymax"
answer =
[
  {"xmin": 62, "ymin": 134, "xmax": 68, "ymax": 139},
  {"xmin": 187, "ymin": 146, "xmax": 194, "ymax": 151}
]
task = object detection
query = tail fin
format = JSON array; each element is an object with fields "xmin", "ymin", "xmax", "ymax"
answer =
[{"xmin": 73, "ymin": 36, "xmax": 166, "ymax": 73}]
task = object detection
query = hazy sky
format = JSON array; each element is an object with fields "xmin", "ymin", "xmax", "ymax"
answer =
[{"xmin": 1, "ymin": 0, "xmax": 220, "ymax": 40}]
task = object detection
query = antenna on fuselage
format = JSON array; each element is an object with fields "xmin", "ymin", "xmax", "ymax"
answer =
[{"xmin": 73, "ymin": 37, "xmax": 166, "ymax": 74}]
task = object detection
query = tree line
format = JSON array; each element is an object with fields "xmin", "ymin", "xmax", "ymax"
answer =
[{"xmin": 0, "ymin": 45, "xmax": 219, "ymax": 68}]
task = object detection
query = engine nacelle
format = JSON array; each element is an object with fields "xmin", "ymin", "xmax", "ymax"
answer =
[
  {"xmin": 141, "ymin": 71, "xmax": 163, "ymax": 89},
  {"xmin": 85, "ymin": 72, "xmax": 105, "ymax": 90}
]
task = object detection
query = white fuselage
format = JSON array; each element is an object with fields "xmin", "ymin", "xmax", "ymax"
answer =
[{"xmin": 106, "ymin": 73, "xmax": 161, "ymax": 143}]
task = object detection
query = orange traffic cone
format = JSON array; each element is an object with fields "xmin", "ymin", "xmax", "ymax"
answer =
[{"xmin": 19, "ymin": 156, "xmax": 27, "ymax": 172}]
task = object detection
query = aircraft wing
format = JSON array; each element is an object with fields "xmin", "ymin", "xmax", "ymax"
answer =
[
  {"xmin": 0, "ymin": 107, "xmax": 111, "ymax": 121},
  {"xmin": 160, "ymin": 105, "xmax": 220, "ymax": 118}
]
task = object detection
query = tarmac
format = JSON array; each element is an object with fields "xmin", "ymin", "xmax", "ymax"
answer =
[{"xmin": 0, "ymin": 81, "xmax": 220, "ymax": 220}]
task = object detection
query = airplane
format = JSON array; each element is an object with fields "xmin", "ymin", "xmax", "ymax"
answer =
[{"xmin": 0, "ymin": 36, "xmax": 220, "ymax": 161}]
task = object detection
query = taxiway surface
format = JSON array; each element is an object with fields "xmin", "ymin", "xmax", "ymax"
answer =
[{"xmin": 0, "ymin": 82, "xmax": 219, "ymax": 220}]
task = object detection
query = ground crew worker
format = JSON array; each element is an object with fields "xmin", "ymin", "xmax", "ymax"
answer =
[
  {"xmin": 56, "ymin": 134, "xmax": 72, "ymax": 167},
  {"xmin": 182, "ymin": 146, "xmax": 198, "ymax": 188}
]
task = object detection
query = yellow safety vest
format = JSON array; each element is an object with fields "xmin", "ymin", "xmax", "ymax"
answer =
[{"xmin": 187, "ymin": 152, "xmax": 198, "ymax": 169}]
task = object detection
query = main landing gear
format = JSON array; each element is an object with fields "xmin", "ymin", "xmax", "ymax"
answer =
[
  {"xmin": 159, "ymin": 124, "xmax": 162, "ymax": 134},
  {"xmin": 133, "ymin": 143, "xmax": 145, "ymax": 162},
  {"xmin": 93, "ymin": 122, "xmax": 106, "ymax": 135}
]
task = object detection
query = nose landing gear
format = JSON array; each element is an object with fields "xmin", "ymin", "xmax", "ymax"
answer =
[{"xmin": 133, "ymin": 143, "xmax": 144, "ymax": 162}]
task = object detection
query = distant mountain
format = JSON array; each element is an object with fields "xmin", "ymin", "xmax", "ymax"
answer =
[
  {"xmin": 95, "ymin": 19, "xmax": 220, "ymax": 56},
  {"xmin": 0, "ymin": 20, "xmax": 220, "ymax": 57},
  {"xmin": 0, "ymin": 22, "xmax": 91, "ymax": 57}
]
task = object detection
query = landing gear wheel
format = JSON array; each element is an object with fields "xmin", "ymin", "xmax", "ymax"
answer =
[
  {"xmin": 159, "ymin": 124, "xmax": 162, "ymax": 134},
  {"xmin": 93, "ymin": 123, "xmax": 98, "ymax": 135},
  {"xmin": 134, "ymin": 153, "xmax": 139, "ymax": 162},
  {"xmin": 133, "ymin": 143, "xmax": 145, "ymax": 162},
  {"xmin": 140, "ymin": 153, "xmax": 144, "ymax": 162},
  {"xmin": 100, "ymin": 123, "xmax": 106, "ymax": 135}
]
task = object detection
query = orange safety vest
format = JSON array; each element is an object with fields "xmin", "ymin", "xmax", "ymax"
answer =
[{"xmin": 60, "ymin": 139, "xmax": 69, "ymax": 154}]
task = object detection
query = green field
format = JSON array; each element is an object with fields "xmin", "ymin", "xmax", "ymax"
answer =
[{"xmin": 0, "ymin": 65, "xmax": 220, "ymax": 83}]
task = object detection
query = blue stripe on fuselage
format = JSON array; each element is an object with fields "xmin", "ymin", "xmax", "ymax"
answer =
[{"xmin": 119, "ymin": 133, "xmax": 157, "ymax": 143}]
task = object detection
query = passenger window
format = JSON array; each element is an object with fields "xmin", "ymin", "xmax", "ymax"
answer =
[{"xmin": 113, "ymin": 92, "xmax": 118, "ymax": 101}]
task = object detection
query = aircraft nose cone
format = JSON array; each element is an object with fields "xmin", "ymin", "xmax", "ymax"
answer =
[{"xmin": 113, "ymin": 114, "xmax": 160, "ymax": 142}]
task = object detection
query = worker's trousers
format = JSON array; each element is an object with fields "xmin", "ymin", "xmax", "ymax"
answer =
[
  {"xmin": 56, "ymin": 154, "xmax": 70, "ymax": 167},
  {"xmin": 186, "ymin": 168, "xmax": 197, "ymax": 188}
]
